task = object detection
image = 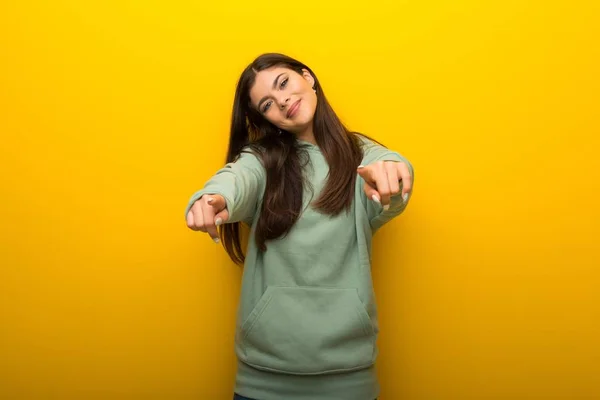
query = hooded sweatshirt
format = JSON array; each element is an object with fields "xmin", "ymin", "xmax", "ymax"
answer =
[{"xmin": 185, "ymin": 136, "xmax": 413, "ymax": 400}]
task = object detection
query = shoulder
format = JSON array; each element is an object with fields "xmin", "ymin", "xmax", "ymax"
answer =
[
  {"xmin": 354, "ymin": 133, "xmax": 403, "ymax": 165},
  {"xmin": 355, "ymin": 133, "xmax": 387, "ymax": 154},
  {"xmin": 229, "ymin": 146, "xmax": 264, "ymax": 169},
  {"xmin": 355, "ymin": 133, "xmax": 377, "ymax": 148},
  {"xmin": 215, "ymin": 147, "xmax": 266, "ymax": 181}
]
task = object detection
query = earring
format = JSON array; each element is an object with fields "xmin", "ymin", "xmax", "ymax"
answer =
[{"xmin": 278, "ymin": 128, "xmax": 282, "ymax": 135}]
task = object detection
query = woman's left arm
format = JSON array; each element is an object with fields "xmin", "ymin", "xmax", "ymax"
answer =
[{"xmin": 358, "ymin": 140, "xmax": 415, "ymax": 231}]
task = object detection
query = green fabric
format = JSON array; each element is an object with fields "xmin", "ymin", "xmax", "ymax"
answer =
[{"xmin": 185, "ymin": 136, "xmax": 413, "ymax": 400}]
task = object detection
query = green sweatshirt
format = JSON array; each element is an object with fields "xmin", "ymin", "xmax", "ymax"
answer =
[{"xmin": 185, "ymin": 136, "xmax": 413, "ymax": 400}]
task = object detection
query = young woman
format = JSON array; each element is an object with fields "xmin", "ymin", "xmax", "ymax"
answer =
[{"xmin": 185, "ymin": 53, "xmax": 414, "ymax": 400}]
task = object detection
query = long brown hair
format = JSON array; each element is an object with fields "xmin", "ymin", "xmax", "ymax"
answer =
[{"xmin": 221, "ymin": 53, "xmax": 364, "ymax": 264}]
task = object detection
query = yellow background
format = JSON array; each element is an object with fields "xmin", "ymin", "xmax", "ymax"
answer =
[{"xmin": 1, "ymin": 0, "xmax": 599, "ymax": 398}]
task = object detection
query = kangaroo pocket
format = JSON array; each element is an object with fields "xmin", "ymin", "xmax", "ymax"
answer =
[{"xmin": 238, "ymin": 286, "xmax": 376, "ymax": 375}]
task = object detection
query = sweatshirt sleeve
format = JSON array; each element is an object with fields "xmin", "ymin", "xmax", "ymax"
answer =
[
  {"xmin": 184, "ymin": 150, "xmax": 266, "ymax": 225},
  {"xmin": 358, "ymin": 136, "xmax": 415, "ymax": 232}
]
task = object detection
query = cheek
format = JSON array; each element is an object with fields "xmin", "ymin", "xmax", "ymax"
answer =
[
  {"xmin": 305, "ymin": 92, "xmax": 318, "ymax": 114},
  {"xmin": 263, "ymin": 111, "xmax": 283, "ymax": 127}
]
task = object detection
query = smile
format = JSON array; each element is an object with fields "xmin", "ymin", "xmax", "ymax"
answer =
[{"xmin": 287, "ymin": 100, "xmax": 301, "ymax": 118}]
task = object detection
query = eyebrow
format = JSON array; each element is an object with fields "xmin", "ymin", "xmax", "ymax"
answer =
[{"xmin": 257, "ymin": 73, "xmax": 285, "ymax": 111}]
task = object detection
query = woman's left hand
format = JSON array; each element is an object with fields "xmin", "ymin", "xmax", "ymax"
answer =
[{"xmin": 357, "ymin": 161, "xmax": 412, "ymax": 210}]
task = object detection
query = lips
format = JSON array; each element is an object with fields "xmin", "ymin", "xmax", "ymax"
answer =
[{"xmin": 287, "ymin": 99, "xmax": 301, "ymax": 118}]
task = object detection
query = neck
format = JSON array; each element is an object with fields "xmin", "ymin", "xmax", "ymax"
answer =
[{"xmin": 295, "ymin": 124, "xmax": 316, "ymax": 145}]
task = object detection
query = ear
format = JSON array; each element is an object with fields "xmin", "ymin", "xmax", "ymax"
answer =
[{"xmin": 301, "ymin": 68, "xmax": 315, "ymax": 89}]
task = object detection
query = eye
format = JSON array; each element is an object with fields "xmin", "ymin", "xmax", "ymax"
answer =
[
  {"xmin": 262, "ymin": 100, "xmax": 273, "ymax": 113},
  {"xmin": 280, "ymin": 77, "xmax": 288, "ymax": 88}
]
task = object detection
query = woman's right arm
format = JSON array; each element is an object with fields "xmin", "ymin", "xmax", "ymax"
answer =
[{"xmin": 185, "ymin": 150, "xmax": 265, "ymax": 237}]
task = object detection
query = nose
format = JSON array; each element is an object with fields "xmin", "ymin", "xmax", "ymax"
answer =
[{"xmin": 278, "ymin": 96, "xmax": 290, "ymax": 109}]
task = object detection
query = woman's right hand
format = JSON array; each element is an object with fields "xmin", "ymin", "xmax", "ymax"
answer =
[{"xmin": 186, "ymin": 194, "xmax": 229, "ymax": 243}]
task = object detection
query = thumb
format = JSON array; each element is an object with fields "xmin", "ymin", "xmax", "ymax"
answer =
[
  {"xmin": 357, "ymin": 165, "xmax": 375, "ymax": 185},
  {"xmin": 205, "ymin": 194, "xmax": 227, "ymax": 212},
  {"xmin": 214, "ymin": 208, "xmax": 230, "ymax": 227},
  {"xmin": 205, "ymin": 194, "xmax": 229, "ymax": 227},
  {"xmin": 358, "ymin": 165, "xmax": 382, "ymax": 204}
]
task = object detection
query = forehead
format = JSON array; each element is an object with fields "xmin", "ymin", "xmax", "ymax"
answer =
[{"xmin": 249, "ymin": 66, "xmax": 293, "ymax": 102}]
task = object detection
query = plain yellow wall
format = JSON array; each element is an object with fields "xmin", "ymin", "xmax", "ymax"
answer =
[{"xmin": 1, "ymin": 0, "xmax": 599, "ymax": 398}]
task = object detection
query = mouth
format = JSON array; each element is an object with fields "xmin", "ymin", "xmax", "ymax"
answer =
[{"xmin": 287, "ymin": 99, "xmax": 301, "ymax": 118}]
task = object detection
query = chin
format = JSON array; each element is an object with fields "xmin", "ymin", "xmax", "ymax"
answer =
[
  {"xmin": 295, "ymin": 116, "xmax": 313, "ymax": 128},
  {"xmin": 294, "ymin": 111, "xmax": 315, "ymax": 127},
  {"xmin": 279, "ymin": 108, "xmax": 315, "ymax": 133}
]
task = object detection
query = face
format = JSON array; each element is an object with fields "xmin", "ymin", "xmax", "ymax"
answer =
[{"xmin": 249, "ymin": 66, "xmax": 317, "ymax": 134}]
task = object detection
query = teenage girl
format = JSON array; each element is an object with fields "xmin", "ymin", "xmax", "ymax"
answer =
[{"xmin": 186, "ymin": 53, "xmax": 414, "ymax": 400}]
